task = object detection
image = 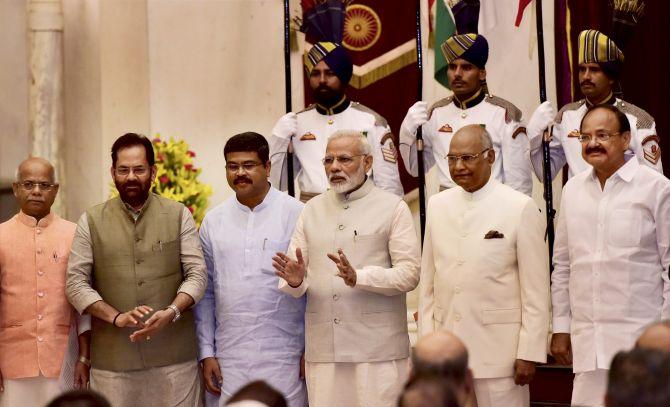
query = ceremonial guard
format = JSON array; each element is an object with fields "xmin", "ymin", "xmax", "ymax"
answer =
[
  {"xmin": 399, "ymin": 33, "xmax": 532, "ymax": 195},
  {"xmin": 270, "ymin": 42, "xmax": 403, "ymax": 201},
  {"xmin": 527, "ymin": 29, "xmax": 662, "ymax": 180}
]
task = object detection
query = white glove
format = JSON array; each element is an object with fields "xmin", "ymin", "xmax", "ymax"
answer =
[
  {"xmin": 401, "ymin": 101, "xmax": 429, "ymax": 135},
  {"xmin": 527, "ymin": 101, "xmax": 556, "ymax": 141},
  {"xmin": 272, "ymin": 112, "xmax": 298, "ymax": 140}
]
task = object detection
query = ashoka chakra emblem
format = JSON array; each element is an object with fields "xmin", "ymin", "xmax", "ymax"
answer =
[{"xmin": 343, "ymin": 5, "xmax": 381, "ymax": 52}]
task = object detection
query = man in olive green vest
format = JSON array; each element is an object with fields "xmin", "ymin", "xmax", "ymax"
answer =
[{"xmin": 66, "ymin": 133, "xmax": 207, "ymax": 407}]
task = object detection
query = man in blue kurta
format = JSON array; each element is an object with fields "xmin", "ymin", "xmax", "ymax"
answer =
[{"xmin": 194, "ymin": 132, "xmax": 306, "ymax": 406}]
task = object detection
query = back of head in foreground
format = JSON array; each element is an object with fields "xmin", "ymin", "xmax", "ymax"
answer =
[{"xmin": 605, "ymin": 347, "xmax": 670, "ymax": 407}]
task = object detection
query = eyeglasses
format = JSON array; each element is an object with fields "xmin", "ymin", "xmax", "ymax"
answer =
[
  {"xmin": 225, "ymin": 162, "xmax": 264, "ymax": 172},
  {"xmin": 322, "ymin": 154, "xmax": 367, "ymax": 166},
  {"xmin": 115, "ymin": 166, "xmax": 149, "ymax": 176},
  {"xmin": 577, "ymin": 131, "xmax": 620, "ymax": 144},
  {"xmin": 446, "ymin": 148, "xmax": 490, "ymax": 164},
  {"xmin": 17, "ymin": 181, "xmax": 57, "ymax": 191}
]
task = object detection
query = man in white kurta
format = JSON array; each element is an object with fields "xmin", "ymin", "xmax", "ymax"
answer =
[
  {"xmin": 273, "ymin": 130, "xmax": 421, "ymax": 407},
  {"xmin": 194, "ymin": 133, "xmax": 306, "ymax": 406},
  {"xmin": 419, "ymin": 125, "xmax": 551, "ymax": 406},
  {"xmin": 551, "ymin": 104, "xmax": 670, "ymax": 407},
  {"xmin": 270, "ymin": 42, "xmax": 403, "ymax": 200}
]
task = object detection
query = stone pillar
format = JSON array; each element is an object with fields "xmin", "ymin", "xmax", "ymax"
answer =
[{"xmin": 28, "ymin": 0, "xmax": 65, "ymax": 215}]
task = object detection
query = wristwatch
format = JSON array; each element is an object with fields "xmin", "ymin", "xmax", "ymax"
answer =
[{"xmin": 166, "ymin": 304, "xmax": 181, "ymax": 323}]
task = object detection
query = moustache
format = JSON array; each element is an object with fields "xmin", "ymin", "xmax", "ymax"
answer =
[
  {"xmin": 580, "ymin": 80, "xmax": 594, "ymax": 87},
  {"xmin": 234, "ymin": 177, "xmax": 252, "ymax": 185},
  {"xmin": 122, "ymin": 181, "xmax": 142, "ymax": 189},
  {"xmin": 585, "ymin": 146, "xmax": 606, "ymax": 155}
]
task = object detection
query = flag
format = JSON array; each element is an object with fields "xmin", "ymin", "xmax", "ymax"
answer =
[
  {"xmin": 515, "ymin": 0, "xmax": 533, "ymax": 27},
  {"xmin": 434, "ymin": 0, "xmax": 456, "ymax": 88}
]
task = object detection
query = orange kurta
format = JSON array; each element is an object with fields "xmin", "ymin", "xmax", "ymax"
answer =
[{"xmin": 0, "ymin": 212, "xmax": 76, "ymax": 379}]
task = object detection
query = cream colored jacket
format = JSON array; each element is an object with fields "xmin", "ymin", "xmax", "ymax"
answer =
[
  {"xmin": 280, "ymin": 179, "xmax": 421, "ymax": 363},
  {"xmin": 418, "ymin": 179, "xmax": 551, "ymax": 378}
]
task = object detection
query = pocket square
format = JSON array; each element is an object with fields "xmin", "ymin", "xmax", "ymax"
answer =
[
  {"xmin": 484, "ymin": 230, "xmax": 504, "ymax": 239},
  {"xmin": 300, "ymin": 132, "xmax": 316, "ymax": 141}
]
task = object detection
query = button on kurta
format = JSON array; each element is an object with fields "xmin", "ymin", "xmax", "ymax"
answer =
[
  {"xmin": 338, "ymin": 225, "xmax": 345, "ymax": 230},
  {"xmin": 454, "ymin": 313, "xmax": 461, "ymax": 321},
  {"xmin": 37, "ymin": 248, "xmax": 43, "ymax": 254},
  {"xmin": 36, "ymin": 229, "xmax": 41, "ymax": 234},
  {"xmin": 37, "ymin": 314, "xmax": 43, "ymax": 321},
  {"xmin": 334, "ymin": 318, "xmax": 340, "ymax": 324},
  {"xmin": 38, "ymin": 270, "xmax": 44, "ymax": 276},
  {"xmin": 37, "ymin": 291, "xmax": 44, "ymax": 298},
  {"xmin": 37, "ymin": 336, "xmax": 44, "ymax": 342},
  {"xmin": 333, "ymin": 294, "xmax": 339, "ymax": 301}
]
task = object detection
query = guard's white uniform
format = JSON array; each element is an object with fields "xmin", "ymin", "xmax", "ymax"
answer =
[
  {"xmin": 529, "ymin": 98, "xmax": 662, "ymax": 180},
  {"xmin": 399, "ymin": 93, "xmax": 533, "ymax": 195},
  {"xmin": 270, "ymin": 100, "xmax": 404, "ymax": 200}
]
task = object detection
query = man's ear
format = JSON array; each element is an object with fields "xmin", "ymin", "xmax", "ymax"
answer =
[
  {"xmin": 364, "ymin": 153, "xmax": 373, "ymax": 172},
  {"xmin": 150, "ymin": 165, "xmax": 157, "ymax": 182},
  {"xmin": 621, "ymin": 131, "xmax": 631, "ymax": 151},
  {"xmin": 479, "ymin": 68, "xmax": 487, "ymax": 81}
]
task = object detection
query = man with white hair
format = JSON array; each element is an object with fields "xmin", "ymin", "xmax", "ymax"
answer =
[
  {"xmin": 273, "ymin": 130, "xmax": 421, "ymax": 407},
  {"xmin": 419, "ymin": 124, "xmax": 550, "ymax": 406}
]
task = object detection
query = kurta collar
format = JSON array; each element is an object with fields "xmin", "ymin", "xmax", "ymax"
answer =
[
  {"xmin": 334, "ymin": 177, "xmax": 374, "ymax": 203},
  {"xmin": 588, "ymin": 156, "xmax": 638, "ymax": 185},
  {"xmin": 17, "ymin": 211, "xmax": 55, "ymax": 228},
  {"xmin": 316, "ymin": 96, "xmax": 350, "ymax": 115},
  {"xmin": 234, "ymin": 184, "xmax": 277, "ymax": 212},
  {"xmin": 453, "ymin": 88, "xmax": 485, "ymax": 110},
  {"xmin": 459, "ymin": 177, "xmax": 498, "ymax": 201}
]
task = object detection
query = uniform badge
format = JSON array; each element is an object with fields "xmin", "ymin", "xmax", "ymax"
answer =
[
  {"xmin": 300, "ymin": 132, "xmax": 317, "ymax": 141},
  {"xmin": 512, "ymin": 126, "xmax": 526, "ymax": 139},
  {"xmin": 642, "ymin": 135, "xmax": 661, "ymax": 165},
  {"xmin": 380, "ymin": 132, "xmax": 397, "ymax": 163},
  {"xmin": 438, "ymin": 123, "xmax": 453, "ymax": 133},
  {"xmin": 568, "ymin": 130, "xmax": 580, "ymax": 138}
]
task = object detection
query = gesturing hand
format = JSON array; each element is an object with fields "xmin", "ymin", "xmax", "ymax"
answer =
[
  {"xmin": 274, "ymin": 248, "xmax": 306, "ymax": 288},
  {"xmin": 115, "ymin": 305, "xmax": 153, "ymax": 328},
  {"xmin": 327, "ymin": 249, "xmax": 356, "ymax": 287},
  {"xmin": 73, "ymin": 361, "xmax": 90, "ymax": 389}
]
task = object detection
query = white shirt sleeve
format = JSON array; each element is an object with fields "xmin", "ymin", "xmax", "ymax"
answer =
[
  {"xmin": 551, "ymin": 186, "xmax": 572, "ymax": 333},
  {"xmin": 369, "ymin": 124, "xmax": 404, "ymax": 197},
  {"xmin": 501, "ymin": 119, "xmax": 533, "ymax": 196}
]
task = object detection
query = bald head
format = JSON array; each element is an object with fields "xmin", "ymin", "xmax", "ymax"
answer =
[
  {"xmin": 415, "ymin": 331, "xmax": 468, "ymax": 366},
  {"xmin": 636, "ymin": 320, "xmax": 670, "ymax": 353},
  {"xmin": 16, "ymin": 157, "xmax": 55, "ymax": 183},
  {"xmin": 448, "ymin": 125, "xmax": 495, "ymax": 192},
  {"xmin": 12, "ymin": 157, "xmax": 59, "ymax": 221}
]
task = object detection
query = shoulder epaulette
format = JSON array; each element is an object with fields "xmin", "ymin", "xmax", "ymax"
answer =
[
  {"xmin": 350, "ymin": 102, "xmax": 388, "ymax": 128},
  {"xmin": 428, "ymin": 97, "xmax": 453, "ymax": 119},
  {"xmin": 555, "ymin": 100, "xmax": 585, "ymax": 124},
  {"xmin": 485, "ymin": 95, "xmax": 522, "ymax": 123},
  {"xmin": 615, "ymin": 100, "xmax": 655, "ymax": 129},
  {"xmin": 297, "ymin": 104, "xmax": 317, "ymax": 114}
]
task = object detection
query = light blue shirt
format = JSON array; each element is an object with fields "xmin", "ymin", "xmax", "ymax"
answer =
[{"xmin": 194, "ymin": 186, "xmax": 306, "ymax": 405}]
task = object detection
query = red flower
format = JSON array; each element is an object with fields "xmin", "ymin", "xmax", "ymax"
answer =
[
  {"xmin": 188, "ymin": 206, "xmax": 195, "ymax": 214},
  {"xmin": 157, "ymin": 153, "xmax": 165, "ymax": 161},
  {"xmin": 187, "ymin": 150, "xmax": 196, "ymax": 157},
  {"xmin": 153, "ymin": 137, "xmax": 162, "ymax": 143},
  {"xmin": 184, "ymin": 164, "xmax": 193, "ymax": 171},
  {"xmin": 159, "ymin": 175, "xmax": 169, "ymax": 184}
]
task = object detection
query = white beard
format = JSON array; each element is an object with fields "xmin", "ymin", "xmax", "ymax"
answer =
[{"xmin": 329, "ymin": 166, "xmax": 367, "ymax": 194}]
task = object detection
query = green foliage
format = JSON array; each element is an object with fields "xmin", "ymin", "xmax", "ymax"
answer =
[{"xmin": 151, "ymin": 136, "xmax": 212, "ymax": 226}]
